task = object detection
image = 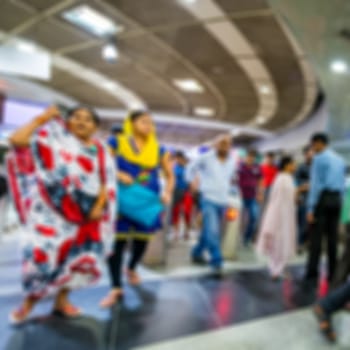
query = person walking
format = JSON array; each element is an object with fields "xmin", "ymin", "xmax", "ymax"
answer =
[
  {"xmin": 7, "ymin": 106, "xmax": 116, "ymax": 324},
  {"xmin": 296, "ymin": 146, "xmax": 313, "ymax": 251},
  {"xmin": 100, "ymin": 111, "xmax": 174, "ymax": 308},
  {"xmin": 305, "ymin": 133, "xmax": 346, "ymax": 284},
  {"xmin": 313, "ymin": 280, "xmax": 350, "ymax": 343},
  {"xmin": 172, "ymin": 151, "xmax": 193, "ymax": 240},
  {"xmin": 238, "ymin": 149, "xmax": 264, "ymax": 247},
  {"xmin": 260, "ymin": 152, "xmax": 278, "ymax": 201},
  {"xmin": 256, "ymin": 156, "xmax": 297, "ymax": 279},
  {"xmin": 186, "ymin": 135, "xmax": 236, "ymax": 274}
]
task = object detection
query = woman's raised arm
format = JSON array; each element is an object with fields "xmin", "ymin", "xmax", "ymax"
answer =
[{"xmin": 9, "ymin": 106, "xmax": 60, "ymax": 147}]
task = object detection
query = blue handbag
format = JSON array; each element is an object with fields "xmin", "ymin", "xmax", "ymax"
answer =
[{"xmin": 117, "ymin": 183, "xmax": 164, "ymax": 228}]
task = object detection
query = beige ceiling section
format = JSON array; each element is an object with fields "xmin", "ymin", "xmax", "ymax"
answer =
[
  {"xmin": 99, "ymin": 0, "xmax": 226, "ymax": 119},
  {"xmin": 52, "ymin": 54, "xmax": 146, "ymax": 109},
  {"xmin": 0, "ymin": 0, "xmax": 318, "ymax": 130},
  {"xmin": 276, "ymin": 17, "xmax": 318, "ymax": 129},
  {"xmin": 179, "ymin": 0, "xmax": 278, "ymax": 125},
  {"xmin": 0, "ymin": 0, "xmax": 146, "ymax": 109}
]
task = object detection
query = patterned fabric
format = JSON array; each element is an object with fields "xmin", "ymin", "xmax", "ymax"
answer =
[
  {"xmin": 7, "ymin": 118, "xmax": 116, "ymax": 298},
  {"xmin": 238, "ymin": 162, "xmax": 262, "ymax": 199}
]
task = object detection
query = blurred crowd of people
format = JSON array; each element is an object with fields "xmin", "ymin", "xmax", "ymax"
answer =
[
  {"xmin": 3, "ymin": 106, "xmax": 350, "ymax": 343},
  {"xmin": 170, "ymin": 131, "xmax": 350, "ymax": 343}
]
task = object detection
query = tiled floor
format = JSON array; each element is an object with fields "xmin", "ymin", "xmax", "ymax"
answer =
[
  {"xmin": 136, "ymin": 310, "xmax": 350, "ymax": 350},
  {"xmin": 0, "ymin": 231, "xmax": 347, "ymax": 350}
]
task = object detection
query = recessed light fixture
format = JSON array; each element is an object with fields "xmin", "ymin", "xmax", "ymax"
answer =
[
  {"xmin": 173, "ymin": 79, "xmax": 204, "ymax": 93},
  {"xmin": 103, "ymin": 81, "xmax": 117, "ymax": 90},
  {"xmin": 102, "ymin": 42, "xmax": 119, "ymax": 62},
  {"xmin": 259, "ymin": 85, "xmax": 271, "ymax": 95},
  {"xmin": 330, "ymin": 60, "xmax": 348, "ymax": 74},
  {"xmin": 62, "ymin": 5, "xmax": 123, "ymax": 37},
  {"xmin": 256, "ymin": 116, "xmax": 267, "ymax": 125},
  {"xmin": 16, "ymin": 40, "xmax": 37, "ymax": 53},
  {"xmin": 181, "ymin": 0, "xmax": 197, "ymax": 4},
  {"xmin": 232, "ymin": 129, "xmax": 241, "ymax": 137},
  {"xmin": 194, "ymin": 107, "xmax": 215, "ymax": 117}
]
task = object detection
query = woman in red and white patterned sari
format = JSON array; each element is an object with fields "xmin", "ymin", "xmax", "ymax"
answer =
[{"xmin": 7, "ymin": 106, "xmax": 116, "ymax": 324}]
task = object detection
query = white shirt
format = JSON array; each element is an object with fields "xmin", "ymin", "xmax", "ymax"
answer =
[{"xmin": 186, "ymin": 150, "xmax": 236, "ymax": 206}]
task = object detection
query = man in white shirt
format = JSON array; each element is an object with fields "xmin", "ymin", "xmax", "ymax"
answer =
[{"xmin": 186, "ymin": 135, "xmax": 236, "ymax": 273}]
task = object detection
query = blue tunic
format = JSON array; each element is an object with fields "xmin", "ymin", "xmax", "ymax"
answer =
[{"xmin": 108, "ymin": 136, "xmax": 165, "ymax": 237}]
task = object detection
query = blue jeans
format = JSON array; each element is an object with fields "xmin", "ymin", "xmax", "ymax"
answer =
[
  {"xmin": 192, "ymin": 199, "xmax": 225, "ymax": 269},
  {"xmin": 320, "ymin": 281, "xmax": 350, "ymax": 315},
  {"xmin": 243, "ymin": 198, "xmax": 259, "ymax": 245}
]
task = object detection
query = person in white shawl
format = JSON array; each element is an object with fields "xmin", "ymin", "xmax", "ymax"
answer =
[{"xmin": 256, "ymin": 156, "xmax": 297, "ymax": 279}]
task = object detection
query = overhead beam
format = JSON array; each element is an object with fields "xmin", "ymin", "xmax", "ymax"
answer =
[
  {"xmin": 56, "ymin": 9, "xmax": 273, "ymax": 55},
  {"xmin": 0, "ymin": 0, "xmax": 77, "ymax": 44}
]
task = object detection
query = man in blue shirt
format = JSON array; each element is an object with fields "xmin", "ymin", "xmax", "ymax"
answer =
[
  {"xmin": 172, "ymin": 151, "xmax": 192, "ymax": 240},
  {"xmin": 186, "ymin": 135, "xmax": 236, "ymax": 275},
  {"xmin": 305, "ymin": 133, "xmax": 346, "ymax": 284}
]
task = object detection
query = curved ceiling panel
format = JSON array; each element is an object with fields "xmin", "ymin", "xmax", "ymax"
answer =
[
  {"xmin": 180, "ymin": 0, "xmax": 278, "ymax": 124},
  {"xmin": 65, "ymin": 44, "xmax": 184, "ymax": 113},
  {"xmin": 229, "ymin": 14, "xmax": 305, "ymax": 129},
  {"xmin": 0, "ymin": 0, "xmax": 146, "ymax": 110},
  {"xmin": 109, "ymin": 0, "xmax": 259, "ymax": 123},
  {"xmin": 0, "ymin": 0, "xmax": 318, "ymax": 131},
  {"xmin": 102, "ymin": 0, "xmax": 227, "ymax": 119}
]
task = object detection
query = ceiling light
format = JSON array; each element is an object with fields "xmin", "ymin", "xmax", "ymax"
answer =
[
  {"xmin": 232, "ymin": 129, "xmax": 241, "ymax": 137},
  {"xmin": 330, "ymin": 60, "xmax": 348, "ymax": 74},
  {"xmin": 256, "ymin": 116, "xmax": 267, "ymax": 125},
  {"xmin": 181, "ymin": 0, "xmax": 197, "ymax": 4},
  {"xmin": 16, "ymin": 41, "xmax": 36, "ymax": 53},
  {"xmin": 194, "ymin": 107, "xmax": 215, "ymax": 117},
  {"xmin": 173, "ymin": 79, "xmax": 204, "ymax": 93},
  {"xmin": 62, "ymin": 5, "xmax": 123, "ymax": 37},
  {"xmin": 259, "ymin": 85, "xmax": 271, "ymax": 95},
  {"xmin": 102, "ymin": 42, "xmax": 119, "ymax": 62},
  {"xmin": 103, "ymin": 81, "xmax": 117, "ymax": 90}
]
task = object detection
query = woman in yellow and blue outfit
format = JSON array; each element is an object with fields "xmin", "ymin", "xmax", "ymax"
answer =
[{"xmin": 100, "ymin": 111, "xmax": 174, "ymax": 308}]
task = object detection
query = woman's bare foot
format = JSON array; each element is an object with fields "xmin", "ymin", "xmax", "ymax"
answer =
[
  {"xmin": 53, "ymin": 303, "xmax": 82, "ymax": 318},
  {"xmin": 9, "ymin": 296, "xmax": 38, "ymax": 325},
  {"xmin": 126, "ymin": 269, "xmax": 141, "ymax": 286},
  {"xmin": 53, "ymin": 288, "xmax": 81, "ymax": 318},
  {"xmin": 99, "ymin": 289, "xmax": 124, "ymax": 309}
]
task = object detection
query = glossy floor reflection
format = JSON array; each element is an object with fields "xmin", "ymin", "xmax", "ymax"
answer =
[
  {"xmin": 1, "ymin": 266, "xmax": 315, "ymax": 350},
  {"xmin": 136, "ymin": 310, "xmax": 350, "ymax": 350}
]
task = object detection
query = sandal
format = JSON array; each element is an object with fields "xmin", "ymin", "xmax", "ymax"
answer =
[
  {"xmin": 99, "ymin": 289, "xmax": 123, "ymax": 309},
  {"xmin": 9, "ymin": 296, "xmax": 38, "ymax": 326},
  {"xmin": 9, "ymin": 305, "xmax": 32, "ymax": 326},
  {"xmin": 126, "ymin": 269, "xmax": 141, "ymax": 286},
  {"xmin": 53, "ymin": 303, "xmax": 82, "ymax": 318},
  {"xmin": 313, "ymin": 304, "xmax": 337, "ymax": 342}
]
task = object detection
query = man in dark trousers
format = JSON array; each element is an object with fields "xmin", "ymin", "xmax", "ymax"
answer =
[
  {"xmin": 305, "ymin": 133, "xmax": 346, "ymax": 284},
  {"xmin": 296, "ymin": 146, "xmax": 313, "ymax": 251}
]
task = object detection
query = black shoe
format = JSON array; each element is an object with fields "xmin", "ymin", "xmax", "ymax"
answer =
[
  {"xmin": 211, "ymin": 267, "xmax": 224, "ymax": 279},
  {"xmin": 192, "ymin": 256, "xmax": 207, "ymax": 266},
  {"xmin": 300, "ymin": 277, "xmax": 318, "ymax": 290}
]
